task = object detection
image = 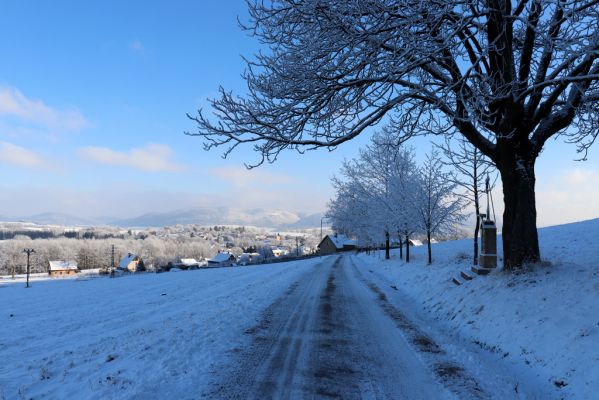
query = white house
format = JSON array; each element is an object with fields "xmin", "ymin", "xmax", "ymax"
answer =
[
  {"xmin": 180, "ymin": 258, "xmax": 201, "ymax": 269},
  {"xmin": 317, "ymin": 234, "xmax": 357, "ymax": 255},
  {"xmin": 238, "ymin": 252, "xmax": 263, "ymax": 265},
  {"xmin": 48, "ymin": 261, "xmax": 79, "ymax": 277},
  {"xmin": 207, "ymin": 252, "xmax": 236, "ymax": 267},
  {"xmin": 272, "ymin": 248, "xmax": 289, "ymax": 258},
  {"xmin": 408, "ymin": 239, "xmax": 424, "ymax": 247},
  {"xmin": 119, "ymin": 253, "xmax": 145, "ymax": 272}
]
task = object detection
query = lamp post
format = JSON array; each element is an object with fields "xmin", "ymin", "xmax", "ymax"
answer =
[{"xmin": 23, "ymin": 248, "xmax": 35, "ymax": 288}]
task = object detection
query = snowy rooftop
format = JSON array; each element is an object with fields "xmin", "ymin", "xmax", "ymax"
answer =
[
  {"xmin": 180, "ymin": 258, "xmax": 199, "ymax": 266},
  {"xmin": 48, "ymin": 261, "xmax": 78, "ymax": 271},
  {"xmin": 119, "ymin": 253, "xmax": 138, "ymax": 269},
  {"xmin": 208, "ymin": 252, "xmax": 234, "ymax": 263},
  {"xmin": 327, "ymin": 234, "xmax": 356, "ymax": 249}
]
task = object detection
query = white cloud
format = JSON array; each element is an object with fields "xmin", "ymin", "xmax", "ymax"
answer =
[
  {"xmin": 0, "ymin": 142, "xmax": 46, "ymax": 168},
  {"xmin": 78, "ymin": 143, "xmax": 185, "ymax": 172},
  {"xmin": 129, "ymin": 39, "xmax": 147, "ymax": 54},
  {"xmin": 562, "ymin": 168, "xmax": 599, "ymax": 186},
  {"xmin": 209, "ymin": 166, "xmax": 295, "ymax": 188},
  {"xmin": 0, "ymin": 87, "xmax": 88, "ymax": 132}
]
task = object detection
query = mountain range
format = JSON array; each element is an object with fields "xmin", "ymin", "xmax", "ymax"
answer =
[{"xmin": 1, "ymin": 208, "xmax": 324, "ymax": 229}]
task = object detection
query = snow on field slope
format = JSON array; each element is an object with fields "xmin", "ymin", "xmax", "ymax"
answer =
[
  {"xmin": 0, "ymin": 259, "xmax": 320, "ymax": 399},
  {"xmin": 1, "ymin": 218, "xmax": 597, "ymax": 399},
  {"xmin": 356, "ymin": 217, "xmax": 599, "ymax": 399}
]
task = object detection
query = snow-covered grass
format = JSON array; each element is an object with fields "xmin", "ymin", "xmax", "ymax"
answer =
[
  {"xmin": 1, "ymin": 219, "xmax": 597, "ymax": 399},
  {"xmin": 355, "ymin": 218, "xmax": 599, "ymax": 399},
  {"xmin": 0, "ymin": 259, "xmax": 320, "ymax": 399},
  {"xmin": 0, "ymin": 268, "xmax": 101, "ymax": 286}
]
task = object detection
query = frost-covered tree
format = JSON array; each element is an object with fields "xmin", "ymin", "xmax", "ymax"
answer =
[
  {"xmin": 416, "ymin": 150, "xmax": 467, "ymax": 264},
  {"xmin": 327, "ymin": 133, "xmax": 421, "ymax": 260},
  {"xmin": 189, "ymin": 0, "xmax": 599, "ymax": 269},
  {"xmin": 328, "ymin": 177, "xmax": 378, "ymax": 248},
  {"xmin": 336, "ymin": 132, "xmax": 405, "ymax": 259}
]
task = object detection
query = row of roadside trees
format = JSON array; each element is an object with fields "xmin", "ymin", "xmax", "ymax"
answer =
[
  {"xmin": 326, "ymin": 130, "xmax": 497, "ymax": 265},
  {"xmin": 326, "ymin": 130, "xmax": 468, "ymax": 264}
]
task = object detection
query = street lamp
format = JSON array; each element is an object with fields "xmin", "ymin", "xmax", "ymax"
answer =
[{"xmin": 23, "ymin": 248, "xmax": 35, "ymax": 288}]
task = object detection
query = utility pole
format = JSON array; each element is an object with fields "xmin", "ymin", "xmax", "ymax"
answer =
[
  {"xmin": 111, "ymin": 244, "xmax": 115, "ymax": 269},
  {"xmin": 320, "ymin": 216, "xmax": 328, "ymax": 242},
  {"xmin": 296, "ymin": 236, "xmax": 299, "ymax": 256},
  {"xmin": 23, "ymin": 248, "xmax": 35, "ymax": 288}
]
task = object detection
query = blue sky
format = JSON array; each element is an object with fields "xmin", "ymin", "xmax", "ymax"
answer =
[{"xmin": 0, "ymin": 1, "xmax": 597, "ymax": 226}]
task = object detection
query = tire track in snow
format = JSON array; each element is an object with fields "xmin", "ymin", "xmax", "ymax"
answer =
[
  {"xmin": 349, "ymin": 257, "xmax": 487, "ymax": 399},
  {"xmin": 202, "ymin": 256, "xmax": 332, "ymax": 399},
  {"xmin": 205, "ymin": 254, "xmax": 454, "ymax": 399}
]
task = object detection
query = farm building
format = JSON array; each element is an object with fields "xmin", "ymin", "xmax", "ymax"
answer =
[
  {"xmin": 408, "ymin": 239, "xmax": 424, "ymax": 247},
  {"xmin": 119, "ymin": 253, "xmax": 145, "ymax": 272},
  {"xmin": 179, "ymin": 258, "xmax": 201, "ymax": 269},
  {"xmin": 207, "ymin": 252, "xmax": 236, "ymax": 267},
  {"xmin": 317, "ymin": 234, "xmax": 356, "ymax": 255},
  {"xmin": 271, "ymin": 248, "xmax": 289, "ymax": 258},
  {"xmin": 238, "ymin": 253, "xmax": 263, "ymax": 265},
  {"xmin": 48, "ymin": 261, "xmax": 79, "ymax": 277}
]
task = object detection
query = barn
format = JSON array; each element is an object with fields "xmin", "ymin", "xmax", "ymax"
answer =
[
  {"xmin": 408, "ymin": 239, "xmax": 424, "ymax": 247},
  {"xmin": 48, "ymin": 261, "xmax": 79, "ymax": 277},
  {"xmin": 239, "ymin": 252, "xmax": 263, "ymax": 265},
  {"xmin": 317, "ymin": 234, "xmax": 356, "ymax": 255},
  {"xmin": 179, "ymin": 258, "xmax": 201, "ymax": 269},
  {"xmin": 207, "ymin": 252, "xmax": 236, "ymax": 267},
  {"xmin": 119, "ymin": 253, "xmax": 146, "ymax": 272}
]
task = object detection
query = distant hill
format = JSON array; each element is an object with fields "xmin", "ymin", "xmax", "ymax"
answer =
[
  {"xmin": 14, "ymin": 213, "xmax": 104, "ymax": 227},
  {"xmin": 0, "ymin": 208, "xmax": 324, "ymax": 229},
  {"xmin": 110, "ymin": 207, "xmax": 323, "ymax": 229}
]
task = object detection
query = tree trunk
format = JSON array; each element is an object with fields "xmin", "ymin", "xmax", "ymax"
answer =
[
  {"xmin": 427, "ymin": 230, "xmax": 432, "ymax": 264},
  {"xmin": 405, "ymin": 235, "xmax": 410, "ymax": 263},
  {"xmin": 499, "ymin": 158, "xmax": 540, "ymax": 269},
  {"xmin": 473, "ymin": 184, "xmax": 480, "ymax": 266},
  {"xmin": 398, "ymin": 232, "xmax": 403, "ymax": 260},
  {"xmin": 385, "ymin": 231, "xmax": 390, "ymax": 260}
]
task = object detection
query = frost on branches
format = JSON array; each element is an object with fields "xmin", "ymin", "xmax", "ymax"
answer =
[
  {"xmin": 326, "ymin": 133, "xmax": 466, "ymax": 264},
  {"xmin": 416, "ymin": 149, "xmax": 467, "ymax": 264},
  {"xmin": 189, "ymin": 0, "xmax": 599, "ymax": 269}
]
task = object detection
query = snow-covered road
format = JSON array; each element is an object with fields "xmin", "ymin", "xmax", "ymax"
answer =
[{"xmin": 204, "ymin": 255, "xmax": 493, "ymax": 399}]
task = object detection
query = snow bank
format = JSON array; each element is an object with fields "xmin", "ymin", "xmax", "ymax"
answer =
[{"xmin": 355, "ymin": 218, "xmax": 599, "ymax": 399}]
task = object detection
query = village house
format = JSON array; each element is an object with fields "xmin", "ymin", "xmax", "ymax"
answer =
[
  {"xmin": 119, "ymin": 253, "xmax": 145, "ymax": 272},
  {"xmin": 238, "ymin": 252, "xmax": 263, "ymax": 265},
  {"xmin": 408, "ymin": 239, "xmax": 424, "ymax": 247},
  {"xmin": 207, "ymin": 252, "xmax": 236, "ymax": 267},
  {"xmin": 179, "ymin": 258, "xmax": 202, "ymax": 269},
  {"xmin": 271, "ymin": 248, "xmax": 289, "ymax": 258},
  {"xmin": 317, "ymin": 234, "xmax": 356, "ymax": 255},
  {"xmin": 48, "ymin": 261, "xmax": 79, "ymax": 277}
]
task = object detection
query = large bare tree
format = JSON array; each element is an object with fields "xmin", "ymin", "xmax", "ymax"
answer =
[{"xmin": 188, "ymin": 0, "xmax": 599, "ymax": 269}]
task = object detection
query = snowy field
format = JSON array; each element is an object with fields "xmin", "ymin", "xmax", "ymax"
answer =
[
  {"xmin": 0, "ymin": 260, "xmax": 319, "ymax": 399},
  {"xmin": 358, "ymin": 218, "xmax": 599, "ymax": 399},
  {"xmin": 1, "ymin": 219, "xmax": 597, "ymax": 399}
]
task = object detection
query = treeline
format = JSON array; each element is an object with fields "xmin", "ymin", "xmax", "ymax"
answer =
[
  {"xmin": 0, "ymin": 230, "xmax": 127, "ymax": 240},
  {"xmin": 0, "ymin": 237, "xmax": 217, "ymax": 276}
]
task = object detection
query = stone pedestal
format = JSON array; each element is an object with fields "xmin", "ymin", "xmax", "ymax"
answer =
[{"xmin": 480, "ymin": 219, "xmax": 497, "ymax": 268}]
